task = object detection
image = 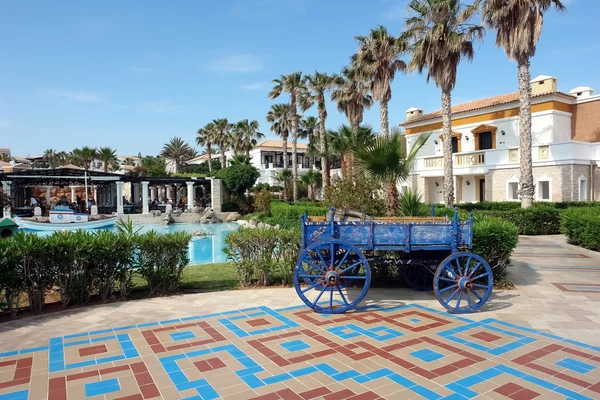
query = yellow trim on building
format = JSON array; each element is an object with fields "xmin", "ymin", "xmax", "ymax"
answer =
[{"xmin": 405, "ymin": 101, "xmax": 572, "ymax": 134}]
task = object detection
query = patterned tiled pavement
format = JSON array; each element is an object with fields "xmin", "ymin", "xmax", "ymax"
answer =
[{"xmin": 2, "ymin": 235, "xmax": 600, "ymax": 399}]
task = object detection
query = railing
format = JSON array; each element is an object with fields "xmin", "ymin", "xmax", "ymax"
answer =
[
  {"xmin": 424, "ymin": 157, "xmax": 443, "ymax": 169},
  {"xmin": 455, "ymin": 151, "xmax": 485, "ymax": 167}
]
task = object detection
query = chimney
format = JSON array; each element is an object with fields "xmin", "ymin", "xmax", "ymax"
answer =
[
  {"xmin": 569, "ymin": 86, "xmax": 595, "ymax": 99},
  {"xmin": 405, "ymin": 107, "xmax": 423, "ymax": 122},
  {"xmin": 530, "ymin": 75, "xmax": 558, "ymax": 96}
]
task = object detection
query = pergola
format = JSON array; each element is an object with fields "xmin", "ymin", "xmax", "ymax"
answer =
[{"xmin": 0, "ymin": 168, "xmax": 219, "ymax": 217}]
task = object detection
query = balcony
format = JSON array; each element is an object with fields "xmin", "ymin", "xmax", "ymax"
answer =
[{"xmin": 455, "ymin": 151, "xmax": 485, "ymax": 166}]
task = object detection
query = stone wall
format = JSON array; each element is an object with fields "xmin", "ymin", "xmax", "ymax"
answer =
[{"xmin": 572, "ymin": 99, "xmax": 600, "ymax": 142}]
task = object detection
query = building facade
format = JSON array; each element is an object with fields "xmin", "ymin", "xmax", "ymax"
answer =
[{"xmin": 401, "ymin": 75, "xmax": 600, "ymax": 203}]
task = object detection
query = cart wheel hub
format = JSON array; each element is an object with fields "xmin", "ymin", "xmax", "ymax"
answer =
[
  {"xmin": 458, "ymin": 277, "xmax": 472, "ymax": 290},
  {"xmin": 325, "ymin": 271, "xmax": 340, "ymax": 286}
]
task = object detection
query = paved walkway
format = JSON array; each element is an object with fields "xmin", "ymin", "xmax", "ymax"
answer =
[{"xmin": 0, "ymin": 235, "xmax": 600, "ymax": 399}]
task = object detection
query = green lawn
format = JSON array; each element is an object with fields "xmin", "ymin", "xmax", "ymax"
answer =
[{"xmin": 132, "ymin": 263, "xmax": 239, "ymax": 293}]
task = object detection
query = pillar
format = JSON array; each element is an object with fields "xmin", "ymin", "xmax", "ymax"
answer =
[
  {"xmin": 186, "ymin": 182, "xmax": 194, "ymax": 210},
  {"xmin": 2, "ymin": 181, "xmax": 11, "ymax": 217},
  {"xmin": 176, "ymin": 185, "xmax": 182, "ymax": 203},
  {"xmin": 93, "ymin": 185, "xmax": 98, "ymax": 202},
  {"xmin": 116, "ymin": 181, "xmax": 124, "ymax": 214},
  {"xmin": 150, "ymin": 186, "xmax": 156, "ymax": 201},
  {"xmin": 210, "ymin": 178, "xmax": 223, "ymax": 213},
  {"xmin": 142, "ymin": 181, "xmax": 149, "ymax": 214},
  {"xmin": 70, "ymin": 186, "xmax": 76, "ymax": 203},
  {"xmin": 166, "ymin": 185, "xmax": 172, "ymax": 201},
  {"xmin": 45, "ymin": 186, "xmax": 51, "ymax": 201}
]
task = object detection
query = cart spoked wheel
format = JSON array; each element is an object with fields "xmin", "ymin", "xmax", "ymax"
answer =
[
  {"xmin": 434, "ymin": 252, "xmax": 493, "ymax": 314},
  {"xmin": 402, "ymin": 262, "xmax": 434, "ymax": 292},
  {"xmin": 294, "ymin": 239, "xmax": 371, "ymax": 314}
]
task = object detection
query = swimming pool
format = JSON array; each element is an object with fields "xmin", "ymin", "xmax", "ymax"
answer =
[{"xmin": 25, "ymin": 222, "xmax": 240, "ymax": 265}]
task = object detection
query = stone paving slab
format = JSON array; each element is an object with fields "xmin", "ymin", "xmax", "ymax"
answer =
[{"xmin": 0, "ymin": 235, "xmax": 600, "ymax": 399}]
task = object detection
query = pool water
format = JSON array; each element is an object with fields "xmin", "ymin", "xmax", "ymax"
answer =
[{"xmin": 25, "ymin": 223, "xmax": 240, "ymax": 265}]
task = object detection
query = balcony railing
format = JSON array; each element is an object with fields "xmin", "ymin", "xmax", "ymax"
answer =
[
  {"xmin": 424, "ymin": 157, "xmax": 443, "ymax": 169},
  {"xmin": 455, "ymin": 151, "xmax": 485, "ymax": 166}
]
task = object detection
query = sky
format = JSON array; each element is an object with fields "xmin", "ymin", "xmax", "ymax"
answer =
[{"xmin": 0, "ymin": 0, "xmax": 597, "ymax": 157}]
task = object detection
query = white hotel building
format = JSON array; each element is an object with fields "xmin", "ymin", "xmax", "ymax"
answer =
[{"xmin": 401, "ymin": 75, "xmax": 600, "ymax": 203}]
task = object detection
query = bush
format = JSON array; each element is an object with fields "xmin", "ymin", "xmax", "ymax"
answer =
[
  {"xmin": 136, "ymin": 231, "xmax": 192, "ymax": 296},
  {"xmin": 12, "ymin": 232, "xmax": 51, "ymax": 312},
  {"xmin": 561, "ymin": 208, "xmax": 600, "ymax": 251},
  {"xmin": 264, "ymin": 202, "xmax": 328, "ymax": 231},
  {"xmin": 472, "ymin": 215, "xmax": 519, "ymax": 285},
  {"xmin": 399, "ymin": 189, "xmax": 425, "ymax": 217},
  {"xmin": 0, "ymin": 239, "xmax": 23, "ymax": 317},
  {"xmin": 254, "ymin": 189, "xmax": 272, "ymax": 215},
  {"xmin": 325, "ymin": 176, "xmax": 385, "ymax": 217},
  {"xmin": 222, "ymin": 201, "xmax": 241, "ymax": 212},
  {"xmin": 217, "ymin": 164, "xmax": 260, "ymax": 197},
  {"xmin": 482, "ymin": 206, "xmax": 561, "ymax": 235},
  {"xmin": 224, "ymin": 228, "xmax": 299, "ymax": 286}
]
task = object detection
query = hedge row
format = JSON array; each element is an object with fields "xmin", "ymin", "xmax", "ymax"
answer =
[
  {"xmin": 561, "ymin": 208, "xmax": 600, "ymax": 251},
  {"xmin": 0, "ymin": 228, "xmax": 191, "ymax": 317},
  {"xmin": 263, "ymin": 201, "xmax": 328, "ymax": 230}
]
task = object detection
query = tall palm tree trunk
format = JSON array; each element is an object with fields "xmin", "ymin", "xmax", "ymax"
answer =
[
  {"xmin": 207, "ymin": 146, "xmax": 213, "ymax": 173},
  {"xmin": 282, "ymin": 138, "xmax": 288, "ymax": 169},
  {"xmin": 380, "ymin": 100, "xmax": 390, "ymax": 137},
  {"xmin": 220, "ymin": 148, "xmax": 226, "ymax": 169},
  {"xmin": 518, "ymin": 59, "xmax": 534, "ymax": 208},
  {"xmin": 441, "ymin": 90, "xmax": 454, "ymax": 207},
  {"xmin": 318, "ymin": 111, "xmax": 330, "ymax": 191},
  {"xmin": 386, "ymin": 181, "xmax": 399, "ymax": 216},
  {"xmin": 291, "ymin": 111, "xmax": 299, "ymax": 201}
]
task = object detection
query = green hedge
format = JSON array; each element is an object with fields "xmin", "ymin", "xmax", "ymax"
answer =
[
  {"xmin": 472, "ymin": 215, "xmax": 519, "ymax": 284},
  {"xmin": 481, "ymin": 206, "xmax": 561, "ymax": 235},
  {"xmin": 561, "ymin": 208, "xmax": 600, "ymax": 251},
  {"xmin": 263, "ymin": 202, "xmax": 328, "ymax": 231},
  {"xmin": 0, "ymin": 228, "xmax": 191, "ymax": 317}
]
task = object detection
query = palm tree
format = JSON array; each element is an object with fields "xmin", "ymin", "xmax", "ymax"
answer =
[
  {"xmin": 72, "ymin": 146, "xmax": 97, "ymax": 170},
  {"xmin": 404, "ymin": 0, "xmax": 484, "ymax": 207},
  {"xmin": 234, "ymin": 119, "xmax": 263, "ymax": 158},
  {"xmin": 266, "ymin": 103, "xmax": 292, "ymax": 169},
  {"xmin": 229, "ymin": 155, "xmax": 252, "ymax": 166},
  {"xmin": 97, "ymin": 147, "xmax": 118, "ymax": 173},
  {"xmin": 301, "ymin": 170, "xmax": 322, "ymax": 202},
  {"xmin": 328, "ymin": 125, "xmax": 376, "ymax": 177},
  {"xmin": 355, "ymin": 132, "xmax": 429, "ymax": 216},
  {"xmin": 160, "ymin": 137, "xmax": 194, "ymax": 173},
  {"xmin": 301, "ymin": 72, "xmax": 342, "ymax": 190},
  {"xmin": 352, "ymin": 26, "xmax": 406, "ymax": 137},
  {"xmin": 298, "ymin": 116, "xmax": 319, "ymax": 168},
  {"xmin": 269, "ymin": 72, "xmax": 306, "ymax": 201},
  {"xmin": 212, "ymin": 118, "xmax": 232, "ymax": 169},
  {"xmin": 43, "ymin": 149, "xmax": 58, "ymax": 168},
  {"xmin": 331, "ymin": 67, "xmax": 373, "ymax": 132},
  {"xmin": 482, "ymin": 0, "xmax": 565, "ymax": 208},
  {"xmin": 124, "ymin": 157, "xmax": 135, "ymax": 166},
  {"xmin": 196, "ymin": 122, "xmax": 217, "ymax": 173},
  {"xmin": 275, "ymin": 169, "xmax": 293, "ymax": 201}
]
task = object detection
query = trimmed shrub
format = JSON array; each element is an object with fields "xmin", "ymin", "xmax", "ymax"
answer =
[
  {"xmin": 0, "ymin": 239, "xmax": 23, "ymax": 317},
  {"xmin": 136, "ymin": 231, "xmax": 192, "ymax": 296},
  {"xmin": 217, "ymin": 164, "xmax": 260, "ymax": 197},
  {"xmin": 264, "ymin": 202, "xmax": 328, "ymax": 231},
  {"xmin": 224, "ymin": 228, "xmax": 300, "ymax": 286},
  {"xmin": 12, "ymin": 232, "xmax": 51, "ymax": 312},
  {"xmin": 472, "ymin": 215, "xmax": 519, "ymax": 285},
  {"xmin": 482, "ymin": 206, "xmax": 561, "ymax": 235},
  {"xmin": 561, "ymin": 207, "xmax": 600, "ymax": 251}
]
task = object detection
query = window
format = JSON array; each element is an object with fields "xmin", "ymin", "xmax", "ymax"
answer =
[
  {"xmin": 579, "ymin": 178, "xmax": 588, "ymax": 201},
  {"xmin": 508, "ymin": 182, "xmax": 519, "ymax": 201},
  {"xmin": 538, "ymin": 180, "xmax": 551, "ymax": 201},
  {"xmin": 478, "ymin": 132, "xmax": 493, "ymax": 150},
  {"xmin": 451, "ymin": 137, "xmax": 459, "ymax": 154}
]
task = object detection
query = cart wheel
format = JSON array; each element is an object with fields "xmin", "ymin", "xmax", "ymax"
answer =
[
  {"xmin": 434, "ymin": 252, "xmax": 493, "ymax": 314},
  {"xmin": 294, "ymin": 239, "xmax": 370, "ymax": 314},
  {"xmin": 402, "ymin": 262, "xmax": 434, "ymax": 291}
]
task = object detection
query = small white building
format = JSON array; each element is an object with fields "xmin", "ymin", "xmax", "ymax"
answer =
[{"xmin": 401, "ymin": 75, "xmax": 600, "ymax": 203}]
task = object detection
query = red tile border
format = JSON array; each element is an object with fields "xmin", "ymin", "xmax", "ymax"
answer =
[{"xmin": 0, "ymin": 356, "xmax": 32, "ymax": 390}]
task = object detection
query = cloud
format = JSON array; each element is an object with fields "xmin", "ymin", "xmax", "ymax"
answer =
[
  {"xmin": 54, "ymin": 91, "xmax": 102, "ymax": 103},
  {"xmin": 140, "ymin": 100, "xmax": 187, "ymax": 114},
  {"xmin": 206, "ymin": 54, "xmax": 263, "ymax": 73},
  {"xmin": 131, "ymin": 67, "xmax": 153, "ymax": 73},
  {"xmin": 241, "ymin": 82, "xmax": 268, "ymax": 91}
]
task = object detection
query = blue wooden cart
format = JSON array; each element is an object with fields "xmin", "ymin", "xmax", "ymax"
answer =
[{"xmin": 294, "ymin": 207, "xmax": 493, "ymax": 314}]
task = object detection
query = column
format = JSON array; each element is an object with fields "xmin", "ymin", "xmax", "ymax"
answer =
[
  {"xmin": 70, "ymin": 186, "xmax": 77, "ymax": 203},
  {"xmin": 150, "ymin": 186, "xmax": 156, "ymax": 202},
  {"xmin": 186, "ymin": 182, "xmax": 194, "ymax": 210},
  {"xmin": 93, "ymin": 185, "xmax": 98, "ymax": 202},
  {"xmin": 166, "ymin": 185, "xmax": 172, "ymax": 201},
  {"xmin": 116, "ymin": 181, "xmax": 124, "ymax": 214},
  {"xmin": 210, "ymin": 178, "xmax": 223, "ymax": 213},
  {"xmin": 141, "ymin": 181, "xmax": 149, "ymax": 214},
  {"xmin": 45, "ymin": 186, "xmax": 51, "ymax": 201},
  {"xmin": 2, "ymin": 181, "xmax": 11, "ymax": 217}
]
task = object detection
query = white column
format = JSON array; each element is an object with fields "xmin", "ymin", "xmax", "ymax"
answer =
[
  {"xmin": 186, "ymin": 182, "xmax": 194, "ymax": 210},
  {"xmin": 176, "ymin": 186, "xmax": 182, "ymax": 203},
  {"xmin": 45, "ymin": 186, "xmax": 51, "ymax": 201},
  {"xmin": 93, "ymin": 185, "xmax": 98, "ymax": 201},
  {"xmin": 141, "ymin": 181, "xmax": 150, "ymax": 214},
  {"xmin": 166, "ymin": 185, "xmax": 172, "ymax": 201},
  {"xmin": 2, "ymin": 181, "xmax": 11, "ymax": 217},
  {"xmin": 70, "ymin": 186, "xmax": 77, "ymax": 203},
  {"xmin": 150, "ymin": 186, "xmax": 156, "ymax": 201},
  {"xmin": 116, "ymin": 182, "xmax": 124, "ymax": 214}
]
